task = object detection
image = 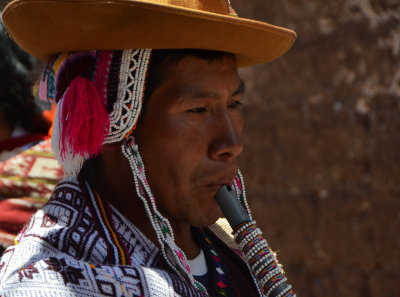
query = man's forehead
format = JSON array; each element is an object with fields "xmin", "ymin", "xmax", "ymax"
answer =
[
  {"xmin": 162, "ymin": 55, "xmax": 244, "ymax": 100},
  {"xmin": 164, "ymin": 54, "xmax": 239, "ymax": 82}
]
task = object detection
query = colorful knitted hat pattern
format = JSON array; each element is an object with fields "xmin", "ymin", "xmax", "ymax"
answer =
[{"xmin": 36, "ymin": 49, "xmax": 151, "ymax": 176}]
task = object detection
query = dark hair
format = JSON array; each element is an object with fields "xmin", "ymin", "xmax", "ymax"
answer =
[
  {"xmin": 0, "ymin": 20, "xmax": 49, "ymax": 133},
  {"xmin": 142, "ymin": 49, "xmax": 234, "ymax": 114}
]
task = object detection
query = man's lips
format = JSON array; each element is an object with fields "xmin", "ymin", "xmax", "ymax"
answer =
[
  {"xmin": 197, "ymin": 166, "xmax": 238, "ymax": 192},
  {"xmin": 205, "ymin": 178, "xmax": 236, "ymax": 192}
]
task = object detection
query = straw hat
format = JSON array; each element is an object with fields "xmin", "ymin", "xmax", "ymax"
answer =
[{"xmin": 2, "ymin": 0, "xmax": 296, "ymax": 67}]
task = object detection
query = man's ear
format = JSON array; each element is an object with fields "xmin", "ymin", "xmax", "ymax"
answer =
[{"xmin": 100, "ymin": 141, "xmax": 128, "ymax": 171}]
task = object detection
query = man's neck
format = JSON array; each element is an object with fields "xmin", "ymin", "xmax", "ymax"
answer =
[
  {"xmin": 81, "ymin": 145, "xmax": 200, "ymax": 260},
  {"xmin": 167, "ymin": 220, "xmax": 200, "ymax": 260}
]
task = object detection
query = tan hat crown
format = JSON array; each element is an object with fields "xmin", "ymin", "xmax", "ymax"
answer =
[
  {"xmin": 148, "ymin": 0, "xmax": 235, "ymax": 15},
  {"xmin": 2, "ymin": 0, "xmax": 296, "ymax": 66}
]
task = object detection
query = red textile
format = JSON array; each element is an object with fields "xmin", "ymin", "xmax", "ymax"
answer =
[{"xmin": 0, "ymin": 139, "xmax": 63, "ymax": 249}]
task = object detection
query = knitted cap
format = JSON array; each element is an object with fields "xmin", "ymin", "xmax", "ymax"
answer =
[{"xmin": 36, "ymin": 49, "xmax": 151, "ymax": 176}]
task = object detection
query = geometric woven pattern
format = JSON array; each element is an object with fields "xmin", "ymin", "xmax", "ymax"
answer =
[
  {"xmin": 0, "ymin": 177, "xmax": 208, "ymax": 296},
  {"xmin": 0, "ymin": 176, "xmax": 262, "ymax": 296}
]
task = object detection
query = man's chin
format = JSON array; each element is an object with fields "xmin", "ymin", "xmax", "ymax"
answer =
[{"xmin": 191, "ymin": 209, "xmax": 223, "ymax": 228}]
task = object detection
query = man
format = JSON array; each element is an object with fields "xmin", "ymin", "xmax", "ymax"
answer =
[{"xmin": 0, "ymin": 0, "xmax": 296, "ymax": 296}]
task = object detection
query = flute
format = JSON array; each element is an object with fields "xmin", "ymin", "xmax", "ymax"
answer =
[{"xmin": 215, "ymin": 185, "xmax": 296, "ymax": 297}]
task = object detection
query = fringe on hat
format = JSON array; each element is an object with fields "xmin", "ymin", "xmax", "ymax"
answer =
[{"xmin": 52, "ymin": 76, "xmax": 110, "ymax": 176}]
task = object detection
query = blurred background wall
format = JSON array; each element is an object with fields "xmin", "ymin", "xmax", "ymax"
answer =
[{"xmin": 232, "ymin": 0, "xmax": 399, "ymax": 296}]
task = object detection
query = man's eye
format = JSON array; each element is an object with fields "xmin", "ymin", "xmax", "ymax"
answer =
[
  {"xmin": 228, "ymin": 100, "xmax": 243, "ymax": 109},
  {"xmin": 187, "ymin": 107, "xmax": 208, "ymax": 113}
]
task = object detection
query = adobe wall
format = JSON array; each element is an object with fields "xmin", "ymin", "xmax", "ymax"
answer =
[{"xmin": 233, "ymin": 0, "xmax": 400, "ymax": 296}]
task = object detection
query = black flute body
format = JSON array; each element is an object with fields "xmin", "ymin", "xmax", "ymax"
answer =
[{"xmin": 215, "ymin": 186, "xmax": 295, "ymax": 297}]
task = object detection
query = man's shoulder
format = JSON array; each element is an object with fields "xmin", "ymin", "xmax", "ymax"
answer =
[
  {"xmin": 49, "ymin": 176, "xmax": 84, "ymax": 204},
  {"xmin": 44, "ymin": 176, "xmax": 88, "ymax": 217},
  {"xmin": 32, "ymin": 177, "xmax": 90, "ymax": 245},
  {"xmin": 7, "ymin": 177, "xmax": 108, "ymax": 262}
]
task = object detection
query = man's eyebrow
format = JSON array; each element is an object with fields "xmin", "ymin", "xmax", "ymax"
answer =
[
  {"xmin": 232, "ymin": 79, "xmax": 246, "ymax": 97},
  {"xmin": 187, "ymin": 79, "xmax": 246, "ymax": 100}
]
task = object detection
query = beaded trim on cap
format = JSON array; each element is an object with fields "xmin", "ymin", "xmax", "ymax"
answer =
[
  {"xmin": 36, "ymin": 49, "xmax": 151, "ymax": 176},
  {"xmin": 105, "ymin": 49, "xmax": 151, "ymax": 143}
]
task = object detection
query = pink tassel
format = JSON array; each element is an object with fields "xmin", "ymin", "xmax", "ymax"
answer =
[{"xmin": 59, "ymin": 76, "xmax": 110, "ymax": 160}]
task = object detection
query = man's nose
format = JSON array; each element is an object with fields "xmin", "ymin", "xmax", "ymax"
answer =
[{"xmin": 208, "ymin": 110, "xmax": 243, "ymax": 162}]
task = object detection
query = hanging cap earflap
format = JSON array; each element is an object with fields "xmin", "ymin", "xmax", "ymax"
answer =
[
  {"xmin": 37, "ymin": 49, "xmax": 151, "ymax": 176},
  {"xmin": 59, "ymin": 76, "xmax": 109, "ymax": 159},
  {"xmin": 52, "ymin": 75, "xmax": 110, "ymax": 175}
]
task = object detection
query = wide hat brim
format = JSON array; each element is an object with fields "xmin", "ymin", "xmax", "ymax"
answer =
[{"xmin": 2, "ymin": 0, "xmax": 296, "ymax": 67}]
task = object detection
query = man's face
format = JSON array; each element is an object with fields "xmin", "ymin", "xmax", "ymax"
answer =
[{"xmin": 134, "ymin": 54, "xmax": 244, "ymax": 227}]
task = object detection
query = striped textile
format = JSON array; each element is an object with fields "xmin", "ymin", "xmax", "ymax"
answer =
[{"xmin": 0, "ymin": 139, "xmax": 63, "ymax": 250}]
